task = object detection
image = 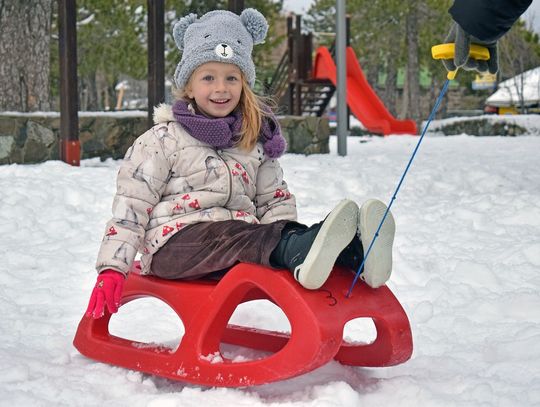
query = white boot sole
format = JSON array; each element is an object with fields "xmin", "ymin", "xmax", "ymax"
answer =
[
  {"xmin": 295, "ymin": 199, "xmax": 359, "ymax": 290},
  {"xmin": 359, "ymin": 199, "xmax": 395, "ymax": 288}
]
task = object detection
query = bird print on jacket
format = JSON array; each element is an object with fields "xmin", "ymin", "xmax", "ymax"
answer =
[
  {"xmin": 113, "ymin": 242, "xmax": 129, "ymax": 265},
  {"xmin": 133, "ymin": 161, "xmax": 160, "ymax": 199},
  {"xmin": 118, "ymin": 205, "xmax": 139, "ymax": 227},
  {"xmin": 204, "ymin": 156, "xmax": 221, "ymax": 183}
]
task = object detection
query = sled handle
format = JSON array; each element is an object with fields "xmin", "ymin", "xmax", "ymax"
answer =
[{"xmin": 431, "ymin": 43, "xmax": 490, "ymax": 80}]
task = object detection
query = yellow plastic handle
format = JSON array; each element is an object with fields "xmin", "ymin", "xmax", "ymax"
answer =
[{"xmin": 431, "ymin": 43, "xmax": 490, "ymax": 80}]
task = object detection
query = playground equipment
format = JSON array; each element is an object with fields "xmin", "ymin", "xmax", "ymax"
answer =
[
  {"xmin": 267, "ymin": 15, "xmax": 417, "ymax": 135},
  {"xmin": 74, "ymin": 262, "xmax": 413, "ymax": 387},
  {"xmin": 313, "ymin": 46, "xmax": 417, "ymax": 135}
]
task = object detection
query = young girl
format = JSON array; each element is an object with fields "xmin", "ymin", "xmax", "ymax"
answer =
[{"xmin": 85, "ymin": 8, "xmax": 396, "ymax": 319}]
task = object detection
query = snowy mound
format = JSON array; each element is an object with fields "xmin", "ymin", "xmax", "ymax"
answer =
[{"xmin": 427, "ymin": 114, "xmax": 540, "ymax": 137}]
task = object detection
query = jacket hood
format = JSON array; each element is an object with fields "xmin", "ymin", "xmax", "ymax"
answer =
[{"xmin": 153, "ymin": 103, "xmax": 174, "ymax": 124}]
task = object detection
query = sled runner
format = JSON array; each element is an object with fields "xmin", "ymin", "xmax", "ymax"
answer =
[{"xmin": 73, "ymin": 262, "xmax": 412, "ymax": 387}]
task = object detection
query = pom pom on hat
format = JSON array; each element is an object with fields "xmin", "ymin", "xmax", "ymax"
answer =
[
  {"xmin": 173, "ymin": 13, "xmax": 197, "ymax": 51},
  {"xmin": 240, "ymin": 8, "xmax": 268, "ymax": 45}
]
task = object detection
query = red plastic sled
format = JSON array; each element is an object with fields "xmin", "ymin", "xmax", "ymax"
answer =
[{"xmin": 73, "ymin": 262, "xmax": 412, "ymax": 387}]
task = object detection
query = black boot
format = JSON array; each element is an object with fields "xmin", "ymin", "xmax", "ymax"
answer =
[
  {"xmin": 269, "ymin": 199, "xmax": 359, "ymax": 290},
  {"xmin": 336, "ymin": 234, "xmax": 364, "ymax": 273},
  {"xmin": 270, "ymin": 222, "xmax": 320, "ymax": 272}
]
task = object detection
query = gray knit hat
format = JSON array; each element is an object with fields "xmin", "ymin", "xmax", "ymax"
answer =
[{"xmin": 173, "ymin": 9, "xmax": 268, "ymax": 89}]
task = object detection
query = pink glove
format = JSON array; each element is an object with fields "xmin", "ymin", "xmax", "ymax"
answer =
[{"xmin": 85, "ymin": 269, "xmax": 125, "ymax": 319}]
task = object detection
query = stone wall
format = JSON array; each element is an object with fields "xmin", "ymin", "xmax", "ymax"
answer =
[
  {"xmin": 0, "ymin": 112, "xmax": 329, "ymax": 165},
  {"xmin": 427, "ymin": 115, "xmax": 540, "ymax": 137},
  {"xmin": 279, "ymin": 115, "xmax": 330, "ymax": 155},
  {"xmin": 0, "ymin": 112, "xmax": 148, "ymax": 164}
]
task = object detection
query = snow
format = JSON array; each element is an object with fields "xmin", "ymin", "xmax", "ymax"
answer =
[
  {"xmin": 486, "ymin": 66, "xmax": 540, "ymax": 107},
  {"xmin": 282, "ymin": 0, "xmax": 314, "ymax": 15},
  {"xmin": 1, "ymin": 127, "xmax": 540, "ymax": 405}
]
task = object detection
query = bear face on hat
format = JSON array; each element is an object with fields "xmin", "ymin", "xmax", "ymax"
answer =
[{"xmin": 173, "ymin": 9, "xmax": 268, "ymax": 89}]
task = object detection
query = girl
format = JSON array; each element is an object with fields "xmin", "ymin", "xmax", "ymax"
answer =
[{"xmin": 85, "ymin": 8, "xmax": 396, "ymax": 319}]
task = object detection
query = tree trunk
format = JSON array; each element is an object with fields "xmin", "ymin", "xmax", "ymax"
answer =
[
  {"xmin": 0, "ymin": 0, "xmax": 52, "ymax": 111},
  {"xmin": 400, "ymin": 2, "xmax": 421, "ymax": 122},
  {"xmin": 365, "ymin": 63, "xmax": 379, "ymax": 93},
  {"xmin": 382, "ymin": 56, "xmax": 398, "ymax": 116},
  {"xmin": 86, "ymin": 72, "xmax": 98, "ymax": 111}
]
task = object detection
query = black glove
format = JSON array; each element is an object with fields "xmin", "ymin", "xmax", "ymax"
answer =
[{"xmin": 442, "ymin": 22, "xmax": 498, "ymax": 74}]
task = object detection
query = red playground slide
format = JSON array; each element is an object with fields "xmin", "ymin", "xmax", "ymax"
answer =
[{"xmin": 313, "ymin": 46, "xmax": 417, "ymax": 135}]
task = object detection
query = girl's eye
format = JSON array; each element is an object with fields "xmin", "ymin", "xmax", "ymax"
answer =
[
  {"xmin": 227, "ymin": 76, "xmax": 239, "ymax": 82},
  {"xmin": 202, "ymin": 75, "xmax": 214, "ymax": 81}
]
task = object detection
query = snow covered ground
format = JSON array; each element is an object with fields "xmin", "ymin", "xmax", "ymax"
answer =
[{"xmin": 1, "ymin": 130, "xmax": 540, "ymax": 406}]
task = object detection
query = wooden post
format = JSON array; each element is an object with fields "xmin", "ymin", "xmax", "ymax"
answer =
[
  {"xmin": 298, "ymin": 31, "xmax": 312, "ymax": 80},
  {"xmin": 287, "ymin": 15, "xmax": 294, "ymax": 115},
  {"xmin": 147, "ymin": 0, "xmax": 165, "ymax": 129},
  {"xmin": 115, "ymin": 86, "xmax": 125, "ymax": 110},
  {"xmin": 228, "ymin": 0, "xmax": 244, "ymax": 13},
  {"xmin": 297, "ymin": 32, "xmax": 313, "ymax": 116},
  {"xmin": 293, "ymin": 15, "xmax": 302, "ymax": 115},
  {"xmin": 58, "ymin": 0, "xmax": 80, "ymax": 166},
  {"xmin": 346, "ymin": 15, "xmax": 351, "ymax": 130},
  {"xmin": 305, "ymin": 32, "xmax": 313, "ymax": 79}
]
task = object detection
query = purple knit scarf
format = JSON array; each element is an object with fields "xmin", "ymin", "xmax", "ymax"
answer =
[{"xmin": 172, "ymin": 100, "xmax": 286, "ymax": 158}]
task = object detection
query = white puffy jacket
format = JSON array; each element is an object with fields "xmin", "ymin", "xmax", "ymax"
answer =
[{"xmin": 95, "ymin": 105, "xmax": 297, "ymax": 275}]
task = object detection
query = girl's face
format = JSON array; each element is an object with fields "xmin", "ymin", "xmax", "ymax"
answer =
[{"xmin": 186, "ymin": 62, "xmax": 243, "ymax": 118}]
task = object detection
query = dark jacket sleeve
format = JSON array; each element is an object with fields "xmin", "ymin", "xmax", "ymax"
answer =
[{"xmin": 449, "ymin": 0, "xmax": 532, "ymax": 42}]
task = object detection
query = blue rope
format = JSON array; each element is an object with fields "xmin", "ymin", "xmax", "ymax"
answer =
[{"xmin": 346, "ymin": 79, "xmax": 451, "ymax": 297}]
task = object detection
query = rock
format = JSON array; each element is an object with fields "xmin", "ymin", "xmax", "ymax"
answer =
[
  {"xmin": 280, "ymin": 115, "xmax": 330, "ymax": 155},
  {"xmin": 0, "ymin": 135, "xmax": 15, "ymax": 162},
  {"xmin": 23, "ymin": 121, "xmax": 57, "ymax": 162}
]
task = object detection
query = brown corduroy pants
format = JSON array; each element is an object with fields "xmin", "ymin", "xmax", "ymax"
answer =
[{"xmin": 150, "ymin": 219, "xmax": 294, "ymax": 280}]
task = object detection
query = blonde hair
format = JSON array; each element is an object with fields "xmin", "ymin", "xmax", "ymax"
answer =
[{"xmin": 173, "ymin": 73, "xmax": 274, "ymax": 152}]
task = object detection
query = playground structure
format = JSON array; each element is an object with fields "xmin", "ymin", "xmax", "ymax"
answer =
[
  {"xmin": 74, "ymin": 262, "xmax": 413, "ymax": 387},
  {"xmin": 267, "ymin": 15, "xmax": 417, "ymax": 135}
]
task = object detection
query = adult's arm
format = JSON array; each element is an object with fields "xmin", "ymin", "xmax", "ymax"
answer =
[{"xmin": 449, "ymin": 0, "xmax": 532, "ymax": 42}]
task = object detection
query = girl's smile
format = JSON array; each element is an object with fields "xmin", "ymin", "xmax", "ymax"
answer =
[{"xmin": 209, "ymin": 98, "xmax": 232, "ymax": 106}]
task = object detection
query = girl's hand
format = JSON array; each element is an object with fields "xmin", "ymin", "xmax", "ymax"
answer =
[{"xmin": 85, "ymin": 269, "xmax": 125, "ymax": 319}]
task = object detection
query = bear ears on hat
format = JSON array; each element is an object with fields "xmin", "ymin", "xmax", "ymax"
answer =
[{"xmin": 173, "ymin": 8, "xmax": 268, "ymax": 51}]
